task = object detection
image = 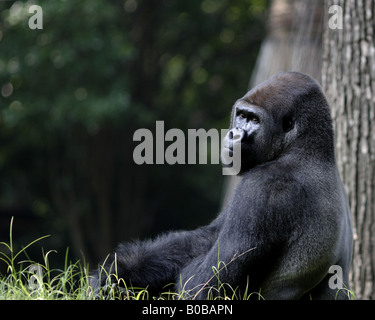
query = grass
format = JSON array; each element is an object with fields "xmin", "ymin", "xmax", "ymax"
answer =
[
  {"xmin": 0, "ymin": 218, "xmax": 155, "ymax": 300},
  {"xmin": 0, "ymin": 217, "xmax": 90, "ymax": 300},
  {"xmin": 0, "ymin": 217, "xmax": 253, "ymax": 300}
]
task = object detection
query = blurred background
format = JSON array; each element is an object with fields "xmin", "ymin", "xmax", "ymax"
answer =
[
  {"xmin": 2, "ymin": 0, "xmax": 373, "ymax": 300},
  {"xmin": 0, "ymin": 0, "xmax": 269, "ymax": 269}
]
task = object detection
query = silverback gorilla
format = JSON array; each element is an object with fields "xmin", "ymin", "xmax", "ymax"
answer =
[{"xmin": 90, "ymin": 72, "xmax": 353, "ymax": 300}]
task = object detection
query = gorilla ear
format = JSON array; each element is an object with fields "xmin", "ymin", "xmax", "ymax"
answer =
[{"xmin": 282, "ymin": 116, "xmax": 295, "ymax": 132}]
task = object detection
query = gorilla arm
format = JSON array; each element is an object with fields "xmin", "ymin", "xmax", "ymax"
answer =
[
  {"xmin": 177, "ymin": 210, "xmax": 269, "ymax": 299},
  {"xmin": 89, "ymin": 215, "xmax": 223, "ymax": 295},
  {"xmin": 176, "ymin": 217, "xmax": 269, "ymax": 299}
]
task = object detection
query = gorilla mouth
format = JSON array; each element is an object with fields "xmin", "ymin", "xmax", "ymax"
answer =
[{"xmin": 223, "ymin": 146, "xmax": 233, "ymax": 157}]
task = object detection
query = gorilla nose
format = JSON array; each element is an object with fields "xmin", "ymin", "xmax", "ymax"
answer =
[{"xmin": 231, "ymin": 128, "xmax": 246, "ymax": 142}]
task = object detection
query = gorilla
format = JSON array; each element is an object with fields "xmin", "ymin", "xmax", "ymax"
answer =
[{"xmin": 90, "ymin": 72, "xmax": 353, "ymax": 300}]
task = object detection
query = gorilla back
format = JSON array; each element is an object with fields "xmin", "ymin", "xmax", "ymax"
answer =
[{"xmin": 90, "ymin": 72, "xmax": 353, "ymax": 300}]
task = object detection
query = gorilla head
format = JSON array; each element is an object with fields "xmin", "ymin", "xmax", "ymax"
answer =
[{"xmin": 222, "ymin": 72, "xmax": 335, "ymax": 174}]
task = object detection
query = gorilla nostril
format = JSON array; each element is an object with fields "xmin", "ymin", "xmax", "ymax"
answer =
[{"xmin": 231, "ymin": 128, "xmax": 245, "ymax": 142}]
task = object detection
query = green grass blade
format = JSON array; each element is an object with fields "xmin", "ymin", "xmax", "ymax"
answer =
[{"xmin": 13, "ymin": 235, "xmax": 50, "ymax": 262}]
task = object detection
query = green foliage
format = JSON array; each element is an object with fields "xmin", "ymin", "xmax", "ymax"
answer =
[{"xmin": 1, "ymin": 1, "xmax": 132, "ymax": 135}]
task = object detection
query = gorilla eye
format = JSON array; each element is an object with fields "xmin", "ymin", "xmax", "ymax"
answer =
[
  {"xmin": 237, "ymin": 110, "xmax": 259, "ymax": 123},
  {"xmin": 282, "ymin": 116, "xmax": 295, "ymax": 132},
  {"xmin": 250, "ymin": 116, "xmax": 259, "ymax": 123}
]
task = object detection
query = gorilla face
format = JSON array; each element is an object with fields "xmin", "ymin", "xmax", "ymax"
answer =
[
  {"xmin": 221, "ymin": 96, "xmax": 296, "ymax": 174},
  {"xmin": 221, "ymin": 102, "xmax": 264, "ymax": 173}
]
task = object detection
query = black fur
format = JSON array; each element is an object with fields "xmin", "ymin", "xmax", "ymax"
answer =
[{"xmin": 90, "ymin": 72, "xmax": 353, "ymax": 300}]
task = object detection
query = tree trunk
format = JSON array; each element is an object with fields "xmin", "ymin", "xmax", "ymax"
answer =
[{"xmin": 322, "ymin": 0, "xmax": 375, "ymax": 300}]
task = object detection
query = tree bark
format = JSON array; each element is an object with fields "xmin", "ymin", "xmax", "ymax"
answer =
[{"xmin": 322, "ymin": 0, "xmax": 375, "ymax": 300}]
